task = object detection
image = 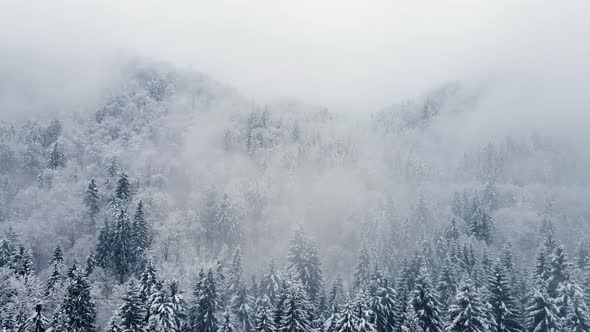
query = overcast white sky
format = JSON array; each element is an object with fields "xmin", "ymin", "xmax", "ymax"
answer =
[{"xmin": 1, "ymin": 0, "xmax": 589, "ymax": 111}]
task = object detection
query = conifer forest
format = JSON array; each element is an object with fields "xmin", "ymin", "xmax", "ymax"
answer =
[{"xmin": 1, "ymin": 1, "xmax": 590, "ymax": 331}]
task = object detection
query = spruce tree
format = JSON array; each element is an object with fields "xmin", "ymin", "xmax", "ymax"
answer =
[
  {"xmin": 62, "ymin": 269, "xmax": 97, "ymax": 332},
  {"xmin": 436, "ymin": 256, "xmax": 458, "ymax": 312},
  {"xmin": 13, "ymin": 245, "xmax": 34, "ymax": 277},
  {"xmin": 260, "ymin": 260, "xmax": 282, "ymax": 305},
  {"xmin": 118, "ymin": 280, "xmax": 145, "ymax": 332},
  {"xmin": 547, "ymin": 244, "xmax": 572, "ymax": 299},
  {"xmin": 85, "ymin": 252, "xmax": 96, "ymax": 277},
  {"xmin": 113, "ymin": 207, "xmax": 134, "ymax": 283},
  {"xmin": 193, "ymin": 269, "xmax": 219, "ymax": 332},
  {"xmin": 216, "ymin": 193, "xmax": 241, "ymax": 249},
  {"xmin": 447, "ymin": 277, "xmax": 490, "ymax": 332},
  {"xmin": 525, "ymin": 289, "xmax": 560, "ymax": 332},
  {"xmin": 220, "ymin": 309, "xmax": 235, "ymax": 332},
  {"xmin": 255, "ymin": 298, "xmax": 276, "ymax": 332},
  {"xmin": 487, "ymin": 261, "xmax": 522, "ymax": 332},
  {"xmin": 45, "ymin": 260, "xmax": 65, "ymax": 296},
  {"xmin": 147, "ymin": 282, "xmax": 176, "ymax": 332},
  {"xmin": 231, "ymin": 283, "xmax": 254, "ymax": 332},
  {"xmin": 95, "ymin": 219, "xmax": 114, "ymax": 268},
  {"xmin": 353, "ymin": 246, "xmax": 372, "ymax": 291},
  {"xmin": 0, "ymin": 239, "xmax": 14, "ymax": 268},
  {"xmin": 115, "ymin": 172, "xmax": 131, "ymax": 203},
  {"xmin": 278, "ymin": 281, "xmax": 312, "ymax": 332},
  {"xmin": 132, "ymin": 201, "xmax": 150, "ymax": 253},
  {"xmin": 559, "ymin": 280, "xmax": 590, "ymax": 332},
  {"xmin": 368, "ymin": 277, "xmax": 397, "ymax": 332},
  {"xmin": 106, "ymin": 318, "xmax": 123, "ymax": 332},
  {"xmin": 409, "ymin": 267, "xmax": 443, "ymax": 332},
  {"xmin": 169, "ymin": 280, "xmax": 189, "ymax": 332},
  {"xmin": 228, "ymin": 247, "xmax": 244, "ymax": 297},
  {"xmin": 84, "ymin": 179, "xmax": 101, "ymax": 230},
  {"xmin": 47, "ymin": 143, "xmax": 65, "ymax": 169},
  {"xmin": 287, "ymin": 227, "xmax": 323, "ymax": 301},
  {"xmin": 23, "ymin": 303, "xmax": 49, "ymax": 332}
]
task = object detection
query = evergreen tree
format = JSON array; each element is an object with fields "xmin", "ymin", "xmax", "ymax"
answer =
[
  {"xmin": 216, "ymin": 193, "xmax": 241, "ymax": 249},
  {"xmin": 287, "ymin": 227, "xmax": 323, "ymax": 301},
  {"xmin": 532, "ymin": 246, "xmax": 550, "ymax": 290},
  {"xmin": 95, "ymin": 219, "xmax": 114, "ymax": 268},
  {"xmin": 169, "ymin": 280, "xmax": 189, "ymax": 332},
  {"xmin": 193, "ymin": 269, "xmax": 219, "ymax": 332},
  {"xmin": 132, "ymin": 201, "xmax": 150, "ymax": 253},
  {"xmin": 232, "ymin": 283, "xmax": 254, "ymax": 332},
  {"xmin": 260, "ymin": 260, "xmax": 282, "ymax": 305},
  {"xmin": 447, "ymin": 277, "xmax": 490, "ymax": 332},
  {"xmin": 84, "ymin": 179, "xmax": 101, "ymax": 230},
  {"xmin": 401, "ymin": 305, "xmax": 423, "ymax": 332},
  {"xmin": 106, "ymin": 318, "xmax": 123, "ymax": 332},
  {"xmin": 13, "ymin": 245, "xmax": 34, "ymax": 277},
  {"xmin": 353, "ymin": 246, "xmax": 372, "ymax": 291},
  {"xmin": 147, "ymin": 282, "xmax": 176, "ymax": 332},
  {"xmin": 50, "ymin": 245, "xmax": 64, "ymax": 265},
  {"xmin": 118, "ymin": 280, "xmax": 145, "ymax": 332},
  {"xmin": 278, "ymin": 281, "xmax": 312, "ymax": 332},
  {"xmin": 85, "ymin": 252, "xmax": 96, "ymax": 277},
  {"xmin": 468, "ymin": 201, "xmax": 494, "ymax": 245},
  {"xmin": 436, "ymin": 256, "xmax": 458, "ymax": 312},
  {"xmin": 0, "ymin": 239, "xmax": 14, "ymax": 268},
  {"xmin": 115, "ymin": 172, "xmax": 131, "ymax": 203},
  {"xmin": 45, "ymin": 260, "xmax": 65, "ymax": 296},
  {"xmin": 575, "ymin": 237, "xmax": 590, "ymax": 270},
  {"xmin": 525, "ymin": 289, "xmax": 560, "ymax": 332},
  {"xmin": 139, "ymin": 260, "xmax": 159, "ymax": 303},
  {"xmin": 368, "ymin": 278, "xmax": 397, "ymax": 332},
  {"xmin": 547, "ymin": 244, "xmax": 572, "ymax": 299},
  {"xmin": 445, "ymin": 218, "xmax": 460, "ymax": 242},
  {"xmin": 408, "ymin": 267, "xmax": 443, "ymax": 332},
  {"xmin": 113, "ymin": 207, "xmax": 134, "ymax": 283},
  {"xmin": 228, "ymin": 248, "xmax": 244, "ymax": 297},
  {"xmin": 62, "ymin": 269, "xmax": 97, "ymax": 332},
  {"xmin": 488, "ymin": 261, "xmax": 523, "ymax": 332},
  {"xmin": 255, "ymin": 298, "xmax": 276, "ymax": 332},
  {"xmin": 23, "ymin": 303, "xmax": 49, "ymax": 332},
  {"xmin": 559, "ymin": 280, "xmax": 590, "ymax": 332},
  {"xmin": 220, "ymin": 309, "xmax": 235, "ymax": 332},
  {"xmin": 47, "ymin": 143, "xmax": 65, "ymax": 169}
]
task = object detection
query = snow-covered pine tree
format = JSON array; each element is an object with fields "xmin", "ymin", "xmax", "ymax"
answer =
[
  {"xmin": 436, "ymin": 256, "xmax": 458, "ymax": 312},
  {"xmin": 113, "ymin": 206, "xmax": 134, "ymax": 283},
  {"xmin": 409, "ymin": 267, "xmax": 443, "ymax": 332},
  {"xmin": 287, "ymin": 226, "xmax": 323, "ymax": 301},
  {"xmin": 47, "ymin": 142, "xmax": 65, "ymax": 169},
  {"xmin": 147, "ymin": 282, "xmax": 176, "ymax": 332},
  {"xmin": 228, "ymin": 247, "xmax": 244, "ymax": 297},
  {"xmin": 84, "ymin": 252, "xmax": 96, "ymax": 277},
  {"xmin": 0, "ymin": 239, "xmax": 14, "ymax": 268},
  {"xmin": 216, "ymin": 193, "xmax": 241, "ymax": 250},
  {"xmin": 368, "ymin": 277, "xmax": 397, "ymax": 332},
  {"xmin": 231, "ymin": 283, "xmax": 254, "ymax": 332},
  {"xmin": 329, "ymin": 276, "xmax": 346, "ymax": 311},
  {"xmin": 260, "ymin": 260, "xmax": 282, "ymax": 305},
  {"xmin": 559, "ymin": 280, "xmax": 590, "ymax": 332},
  {"xmin": 132, "ymin": 200, "xmax": 150, "ymax": 254},
  {"xmin": 279, "ymin": 281, "xmax": 312, "ymax": 332},
  {"xmin": 525, "ymin": 289, "xmax": 560, "ymax": 332},
  {"xmin": 220, "ymin": 309, "xmax": 235, "ymax": 332},
  {"xmin": 95, "ymin": 218, "xmax": 114, "ymax": 269},
  {"xmin": 547, "ymin": 244, "xmax": 572, "ymax": 299},
  {"xmin": 193, "ymin": 269, "xmax": 219, "ymax": 332},
  {"xmin": 13, "ymin": 245, "xmax": 34, "ymax": 278},
  {"xmin": 169, "ymin": 280, "xmax": 189, "ymax": 332},
  {"xmin": 115, "ymin": 172, "xmax": 131, "ymax": 204},
  {"xmin": 23, "ymin": 303, "xmax": 49, "ymax": 332},
  {"xmin": 84, "ymin": 178, "xmax": 101, "ymax": 230},
  {"xmin": 61, "ymin": 269, "xmax": 97, "ymax": 331},
  {"xmin": 255, "ymin": 298, "xmax": 276, "ymax": 332},
  {"xmin": 106, "ymin": 317, "xmax": 123, "ymax": 332},
  {"xmin": 447, "ymin": 277, "xmax": 490, "ymax": 332},
  {"xmin": 118, "ymin": 280, "xmax": 145, "ymax": 332},
  {"xmin": 353, "ymin": 246, "xmax": 372, "ymax": 291},
  {"xmin": 487, "ymin": 260, "xmax": 522, "ymax": 332}
]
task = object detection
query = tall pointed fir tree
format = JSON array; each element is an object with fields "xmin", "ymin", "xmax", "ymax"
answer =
[
  {"xmin": 169, "ymin": 280, "xmax": 189, "ymax": 332},
  {"xmin": 329, "ymin": 276, "xmax": 346, "ymax": 311},
  {"xmin": 260, "ymin": 260, "xmax": 282, "ymax": 305},
  {"xmin": 216, "ymin": 193, "xmax": 241, "ymax": 250},
  {"xmin": 232, "ymin": 283, "xmax": 254, "ymax": 332},
  {"xmin": 409, "ymin": 267, "xmax": 443, "ymax": 332},
  {"xmin": 287, "ymin": 227, "xmax": 323, "ymax": 301},
  {"xmin": 220, "ymin": 309, "xmax": 235, "ymax": 332},
  {"xmin": 84, "ymin": 178, "xmax": 101, "ymax": 231},
  {"xmin": 61, "ymin": 268, "xmax": 97, "ymax": 332},
  {"xmin": 47, "ymin": 142, "xmax": 65, "ymax": 169},
  {"xmin": 113, "ymin": 206, "xmax": 134, "ymax": 283},
  {"xmin": 228, "ymin": 247, "xmax": 244, "ymax": 297},
  {"xmin": 118, "ymin": 280, "xmax": 145, "ymax": 332},
  {"xmin": 95, "ymin": 218, "xmax": 114, "ymax": 269},
  {"xmin": 255, "ymin": 298, "xmax": 276, "ymax": 332},
  {"xmin": 84, "ymin": 252, "xmax": 96, "ymax": 277},
  {"xmin": 547, "ymin": 244, "xmax": 572, "ymax": 299},
  {"xmin": 447, "ymin": 277, "xmax": 490, "ymax": 332},
  {"xmin": 353, "ymin": 246, "xmax": 372, "ymax": 291},
  {"xmin": 106, "ymin": 318, "xmax": 123, "ymax": 332},
  {"xmin": 23, "ymin": 303, "xmax": 49, "ymax": 332},
  {"xmin": 559, "ymin": 280, "xmax": 590, "ymax": 332},
  {"xmin": 139, "ymin": 260, "xmax": 159, "ymax": 305},
  {"xmin": 525, "ymin": 289, "xmax": 560, "ymax": 332},
  {"xmin": 115, "ymin": 172, "xmax": 131, "ymax": 204},
  {"xmin": 487, "ymin": 260, "xmax": 522, "ymax": 332},
  {"xmin": 436, "ymin": 256, "xmax": 458, "ymax": 312},
  {"xmin": 132, "ymin": 201, "xmax": 150, "ymax": 257},
  {"xmin": 278, "ymin": 281, "xmax": 312, "ymax": 332},
  {"xmin": 193, "ymin": 269, "xmax": 219, "ymax": 332},
  {"xmin": 13, "ymin": 245, "xmax": 34, "ymax": 278},
  {"xmin": 147, "ymin": 282, "xmax": 176, "ymax": 332},
  {"xmin": 0, "ymin": 239, "xmax": 14, "ymax": 268},
  {"xmin": 368, "ymin": 276, "xmax": 397, "ymax": 332}
]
